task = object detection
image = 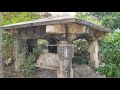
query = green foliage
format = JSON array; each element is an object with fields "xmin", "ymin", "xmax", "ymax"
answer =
[
  {"xmin": 75, "ymin": 12, "xmax": 120, "ymax": 30},
  {"xmin": 20, "ymin": 54, "xmax": 36, "ymax": 77},
  {"xmin": 33, "ymin": 39, "xmax": 48, "ymax": 60},
  {"xmin": 2, "ymin": 12, "xmax": 51, "ymax": 77},
  {"xmin": 102, "ymin": 32, "xmax": 120, "ymax": 64},
  {"xmin": 2, "ymin": 12, "xmax": 41, "ymax": 26},
  {"xmin": 33, "ymin": 47, "xmax": 43, "ymax": 60},
  {"xmin": 75, "ymin": 12, "xmax": 120, "ymax": 77},
  {"xmin": 21, "ymin": 39, "xmax": 48, "ymax": 77},
  {"xmin": 20, "ymin": 39, "xmax": 48, "ymax": 77},
  {"xmin": 82, "ymin": 12, "xmax": 120, "ymax": 30},
  {"xmin": 96, "ymin": 32, "xmax": 120, "ymax": 78},
  {"xmin": 75, "ymin": 12, "xmax": 102, "ymax": 26},
  {"xmin": 72, "ymin": 39, "xmax": 89, "ymax": 65},
  {"xmin": 2, "ymin": 12, "xmax": 42, "ymax": 62},
  {"xmin": 2, "ymin": 31, "xmax": 15, "ymax": 62},
  {"xmin": 96, "ymin": 63, "xmax": 120, "ymax": 78},
  {"xmin": 37, "ymin": 39, "xmax": 48, "ymax": 48}
]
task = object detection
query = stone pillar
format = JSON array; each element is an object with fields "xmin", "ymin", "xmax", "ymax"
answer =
[
  {"xmin": 14, "ymin": 39, "xmax": 28, "ymax": 71},
  {"xmin": 88, "ymin": 39, "xmax": 99, "ymax": 68},
  {"xmin": 57, "ymin": 41, "xmax": 74, "ymax": 78}
]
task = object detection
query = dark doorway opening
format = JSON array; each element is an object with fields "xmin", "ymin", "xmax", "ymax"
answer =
[
  {"xmin": 48, "ymin": 38, "xmax": 57, "ymax": 54},
  {"xmin": 27, "ymin": 39, "xmax": 37, "ymax": 53}
]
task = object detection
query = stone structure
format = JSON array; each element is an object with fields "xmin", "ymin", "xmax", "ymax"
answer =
[{"xmin": 2, "ymin": 16, "xmax": 111, "ymax": 78}]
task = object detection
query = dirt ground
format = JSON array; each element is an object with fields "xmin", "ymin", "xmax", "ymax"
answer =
[
  {"xmin": 4, "ymin": 63, "xmax": 57, "ymax": 78},
  {"xmin": 4, "ymin": 63, "xmax": 105, "ymax": 78}
]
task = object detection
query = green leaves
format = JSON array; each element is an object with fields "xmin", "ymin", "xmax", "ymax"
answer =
[
  {"xmin": 96, "ymin": 63, "xmax": 120, "ymax": 78},
  {"xmin": 97, "ymin": 31, "xmax": 120, "ymax": 78},
  {"xmin": 2, "ymin": 12, "xmax": 42, "ymax": 62},
  {"xmin": 75, "ymin": 12, "xmax": 101, "ymax": 26},
  {"xmin": 2, "ymin": 12, "xmax": 41, "ymax": 26},
  {"xmin": 33, "ymin": 46, "xmax": 43, "ymax": 60},
  {"xmin": 20, "ymin": 54, "xmax": 36, "ymax": 77},
  {"xmin": 75, "ymin": 12, "xmax": 120, "ymax": 30},
  {"xmin": 103, "ymin": 32, "xmax": 120, "ymax": 63},
  {"xmin": 72, "ymin": 39, "xmax": 89, "ymax": 65}
]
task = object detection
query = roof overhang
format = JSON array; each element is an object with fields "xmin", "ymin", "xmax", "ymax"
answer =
[{"xmin": 2, "ymin": 16, "xmax": 111, "ymax": 33}]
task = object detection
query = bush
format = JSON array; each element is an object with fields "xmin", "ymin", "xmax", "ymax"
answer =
[
  {"xmin": 72, "ymin": 39, "xmax": 89, "ymax": 65},
  {"xmin": 33, "ymin": 47, "xmax": 43, "ymax": 60},
  {"xmin": 96, "ymin": 63, "xmax": 120, "ymax": 78},
  {"xmin": 20, "ymin": 54, "xmax": 36, "ymax": 77},
  {"xmin": 2, "ymin": 31, "xmax": 15, "ymax": 64},
  {"xmin": 97, "ymin": 32, "xmax": 120, "ymax": 78},
  {"xmin": 2, "ymin": 12, "xmax": 42, "ymax": 63},
  {"xmin": 33, "ymin": 39, "xmax": 48, "ymax": 59},
  {"xmin": 20, "ymin": 39, "xmax": 48, "ymax": 77}
]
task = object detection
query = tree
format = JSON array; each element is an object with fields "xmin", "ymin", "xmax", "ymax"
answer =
[
  {"xmin": 85, "ymin": 12, "xmax": 120, "ymax": 30},
  {"xmin": 2, "ymin": 12, "xmax": 43, "ymax": 26},
  {"xmin": 75, "ymin": 12, "xmax": 102, "ymax": 26},
  {"xmin": 75, "ymin": 12, "xmax": 120, "ymax": 30},
  {"xmin": 0, "ymin": 13, "xmax": 3, "ymax": 78},
  {"xmin": 97, "ymin": 32, "xmax": 120, "ymax": 78}
]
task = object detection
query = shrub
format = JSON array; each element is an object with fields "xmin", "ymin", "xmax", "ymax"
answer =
[
  {"xmin": 97, "ymin": 32, "xmax": 120, "ymax": 78},
  {"xmin": 2, "ymin": 31, "xmax": 15, "ymax": 64},
  {"xmin": 20, "ymin": 40, "xmax": 48, "ymax": 77},
  {"xmin": 20, "ymin": 54, "xmax": 36, "ymax": 77},
  {"xmin": 72, "ymin": 39, "xmax": 89, "ymax": 65},
  {"xmin": 33, "ymin": 46, "xmax": 43, "ymax": 60}
]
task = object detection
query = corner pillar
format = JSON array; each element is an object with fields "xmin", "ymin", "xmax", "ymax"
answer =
[
  {"xmin": 14, "ymin": 39, "xmax": 28, "ymax": 71},
  {"xmin": 88, "ymin": 38, "xmax": 100, "ymax": 68}
]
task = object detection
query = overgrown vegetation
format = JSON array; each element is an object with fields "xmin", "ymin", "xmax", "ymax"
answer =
[
  {"xmin": 2, "ymin": 12, "xmax": 42, "ymax": 63},
  {"xmin": 20, "ymin": 39, "xmax": 48, "ymax": 77},
  {"xmin": 33, "ymin": 47, "xmax": 43, "ymax": 61},
  {"xmin": 75, "ymin": 12, "xmax": 120, "ymax": 30},
  {"xmin": 33, "ymin": 39, "xmax": 48, "ymax": 59},
  {"xmin": 72, "ymin": 39, "xmax": 89, "ymax": 65},
  {"xmin": 2, "ymin": 12, "xmax": 51, "ymax": 77},
  {"xmin": 96, "ymin": 32, "xmax": 120, "ymax": 78},
  {"xmin": 75, "ymin": 12, "xmax": 120, "ymax": 78},
  {"xmin": 20, "ymin": 54, "xmax": 36, "ymax": 77},
  {"xmin": 2, "ymin": 31, "xmax": 15, "ymax": 64}
]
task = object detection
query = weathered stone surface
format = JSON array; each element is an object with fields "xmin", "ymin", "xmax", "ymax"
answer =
[
  {"xmin": 14, "ymin": 39, "xmax": 27, "ymax": 71},
  {"xmin": 31, "ymin": 68, "xmax": 57, "ymax": 78},
  {"xmin": 73, "ymin": 64, "xmax": 106, "ymax": 78},
  {"xmin": 3, "ymin": 16, "xmax": 111, "ymax": 33},
  {"xmin": 88, "ymin": 40, "xmax": 100, "ymax": 68},
  {"xmin": 36, "ymin": 49, "xmax": 60, "ymax": 69},
  {"xmin": 57, "ymin": 41, "xmax": 74, "ymax": 78}
]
